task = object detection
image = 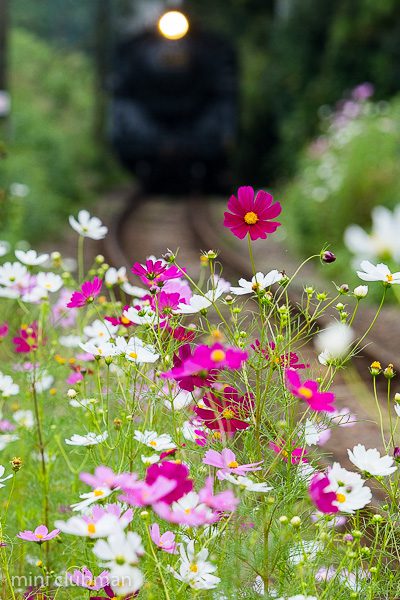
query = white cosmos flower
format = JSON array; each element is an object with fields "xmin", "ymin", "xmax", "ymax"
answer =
[
  {"xmin": 133, "ymin": 430, "xmax": 176, "ymax": 452},
  {"xmin": 55, "ymin": 513, "xmax": 120, "ymax": 538},
  {"xmin": 356, "ymin": 260, "xmax": 400, "ymax": 284},
  {"xmin": 105, "ymin": 267, "xmax": 127, "ymax": 286},
  {"xmin": 327, "ymin": 462, "xmax": 372, "ymax": 513},
  {"xmin": 0, "ymin": 466, "xmax": 13, "ymax": 488},
  {"xmin": 123, "ymin": 306, "xmax": 157, "ymax": 325},
  {"xmin": 304, "ymin": 419, "xmax": 320, "ymax": 445},
  {"xmin": 69, "ymin": 398, "xmax": 97, "ymax": 409},
  {"xmin": 0, "ymin": 261, "xmax": 28, "ymax": 286},
  {"xmin": 121, "ymin": 282, "xmax": 148, "ymax": 297},
  {"xmin": 71, "ymin": 487, "xmax": 113, "ymax": 511},
  {"xmin": 34, "ymin": 371, "xmax": 54, "ymax": 393},
  {"xmin": 141, "ymin": 454, "xmax": 160, "ymax": 465},
  {"xmin": 79, "ymin": 340, "xmax": 119, "ymax": 359},
  {"xmin": 65, "ymin": 432, "xmax": 108, "ymax": 447},
  {"xmin": 0, "ymin": 241, "xmax": 10, "ymax": 257},
  {"xmin": 115, "ymin": 336, "xmax": 159, "ymax": 364},
  {"xmin": 348, "ymin": 444, "xmax": 397, "ymax": 476},
  {"xmin": 164, "ymin": 389, "xmax": 193, "ymax": 411},
  {"xmin": 93, "ymin": 530, "xmax": 144, "ymax": 567},
  {"xmin": 0, "ymin": 287, "xmax": 19, "ymax": 299},
  {"xmin": 344, "ymin": 205, "xmax": 400, "ymax": 263},
  {"xmin": 0, "ymin": 372, "xmax": 19, "ymax": 397},
  {"xmin": 314, "ymin": 322, "xmax": 354, "ymax": 359},
  {"xmin": 36, "ymin": 272, "xmax": 63, "ymax": 293},
  {"xmin": 230, "ymin": 270, "xmax": 283, "ymax": 295},
  {"xmin": 169, "ymin": 540, "xmax": 220, "ymax": 590},
  {"xmin": 0, "ymin": 435, "xmax": 19, "ymax": 450},
  {"xmin": 59, "ymin": 335, "xmax": 81, "ymax": 348},
  {"xmin": 84, "ymin": 319, "xmax": 118, "ymax": 342},
  {"xmin": 10, "ymin": 182, "xmax": 29, "ymax": 197},
  {"xmin": 353, "ymin": 285, "xmax": 368, "ymax": 299},
  {"xmin": 221, "ymin": 474, "xmax": 272, "ymax": 493},
  {"xmin": 69, "ymin": 210, "xmax": 108, "ymax": 240},
  {"xmin": 13, "ymin": 410, "xmax": 34, "ymax": 429},
  {"xmin": 181, "ymin": 420, "xmax": 206, "ymax": 444},
  {"xmin": 288, "ymin": 540, "xmax": 323, "ymax": 566},
  {"xmin": 175, "ymin": 284, "xmax": 225, "ymax": 315},
  {"xmin": 108, "ymin": 564, "xmax": 144, "ymax": 596},
  {"xmin": 15, "ymin": 249, "xmax": 49, "ymax": 266}
]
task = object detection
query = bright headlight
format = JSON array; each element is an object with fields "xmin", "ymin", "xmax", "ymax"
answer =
[{"xmin": 158, "ymin": 10, "xmax": 189, "ymax": 40}]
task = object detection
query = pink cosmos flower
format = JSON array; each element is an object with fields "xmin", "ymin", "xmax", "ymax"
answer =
[
  {"xmin": 13, "ymin": 322, "xmax": 39, "ymax": 353},
  {"xmin": 68, "ymin": 566, "xmax": 109, "ymax": 590},
  {"xmin": 163, "ymin": 324, "xmax": 196, "ymax": 342},
  {"xmin": 223, "ymin": 186, "xmax": 282, "ymax": 240},
  {"xmin": 0, "ymin": 322, "xmax": 9, "ymax": 340},
  {"xmin": 82, "ymin": 504, "xmax": 133, "ymax": 528},
  {"xmin": 80, "ymin": 466, "xmax": 137, "ymax": 491},
  {"xmin": 151, "ymin": 291, "xmax": 183, "ymax": 319},
  {"xmin": 149, "ymin": 523, "xmax": 177, "ymax": 553},
  {"xmin": 131, "ymin": 259, "xmax": 182, "ymax": 287},
  {"xmin": 162, "ymin": 278, "xmax": 192, "ymax": 303},
  {"xmin": 309, "ymin": 472, "xmax": 339, "ymax": 514},
  {"xmin": 285, "ymin": 368, "xmax": 336, "ymax": 412},
  {"xmin": 67, "ymin": 371, "xmax": 84, "ymax": 385},
  {"xmin": 203, "ymin": 448, "xmax": 262, "ymax": 480},
  {"xmin": 198, "ymin": 477, "xmax": 239, "ymax": 513},
  {"xmin": 144, "ymin": 461, "xmax": 193, "ymax": 504},
  {"xmin": 153, "ymin": 492, "xmax": 218, "ymax": 526},
  {"xmin": 194, "ymin": 386, "xmax": 254, "ymax": 435},
  {"xmin": 0, "ymin": 419, "xmax": 16, "ymax": 432},
  {"xmin": 269, "ymin": 440, "xmax": 308, "ymax": 464},
  {"xmin": 67, "ymin": 277, "xmax": 102, "ymax": 308},
  {"xmin": 17, "ymin": 525, "xmax": 60, "ymax": 543},
  {"xmin": 119, "ymin": 477, "xmax": 177, "ymax": 507},
  {"xmin": 252, "ymin": 340, "xmax": 308, "ymax": 370}
]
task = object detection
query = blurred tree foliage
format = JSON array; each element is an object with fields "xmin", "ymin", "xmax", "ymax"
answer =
[{"xmin": 190, "ymin": 0, "xmax": 400, "ymax": 183}]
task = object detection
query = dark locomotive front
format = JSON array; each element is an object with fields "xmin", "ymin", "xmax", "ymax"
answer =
[{"xmin": 109, "ymin": 10, "xmax": 237, "ymax": 194}]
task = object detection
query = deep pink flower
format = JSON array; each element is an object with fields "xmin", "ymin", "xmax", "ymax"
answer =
[
  {"xmin": 68, "ymin": 567, "xmax": 109, "ymax": 591},
  {"xmin": 13, "ymin": 322, "xmax": 39, "ymax": 353},
  {"xmin": 67, "ymin": 371, "xmax": 84, "ymax": 385},
  {"xmin": 105, "ymin": 305, "xmax": 134, "ymax": 328},
  {"xmin": 0, "ymin": 322, "xmax": 9, "ymax": 339},
  {"xmin": 17, "ymin": 525, "xmax": 60, "ymax": 543},
  {"xmin": 252, "ymin": 340, "xmax": 308, "ymax": 370},
  {"xmin": 194, "ymin": 386, "xmax": 253, "ymax": 435},
  {"xmin": 131, "ymin": 259, "xmax": 183, "ymax": 287},
  {"xmin": 203, "ymin": 448, "xmax": 262, "ymax": 479},
  {"xmin": 285, "ymin": 368, "xmax": 335, "ymax": 412},
  {"xmin": 145, "ymin": 461, "xmax": 193, "ymax": 504},
  {"xmin": 151, "ymin": 291, "xmax": 183, "ymax": 318},
  {"xmin": 67, "ymin": 277, "xmax": 102, "ymax": 308},
  {"xmin": 223, "ymin": 186, "xmax": 282, "ymax": 240},
  {"xmin": 163, "ymin": 324, "xmax": 196, "ymax": 342},
  {"xmin": 309, "ymin": 472, "xmax": 338, "ymax": 514},
  {"xmin": 149, "ymin": 523, "xmax": 177, "ymax": 554},
  {"xmin": 198, "ymin": 477, "xmax": 239, "ymax": 513},
  {"xmin": 269, "ymin": 440, "xmax": 308, "ymax": 464}
]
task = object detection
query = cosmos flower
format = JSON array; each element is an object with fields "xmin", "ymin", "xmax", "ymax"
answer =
[
  {"xmin": 314, "ymin": 322, "xmax": 354, "ymax": 360},
  {"xmin": 55, "ymin": 513, "xmax": 123, "ymax": 538},
  {"xmin": 13, "ymin": 322, "xmax": 39, "ymax": 353},
  {"xmin": 17, "ymin": 525, "xmax": 60, "ymax": 543},
  {"xmin": 92, "ymin": 530, "xmax": 144, "ymax": 568},
  {"xmin": 168, "ymin": 540, "xmax": 220, "ymax": 590},
  {"xmin": 223, "ymin": 186, "xmax": 282, "ymax": 240},
  {"xmin": 149, "ymin": 523, "xmax": 177, "ymax": 553},
  {"xmin": 15, "ymin": 249, "xmax": 49, "ymax": 266},
  {"xmin": 69, "ymin": 210, "xmax": 108, "ymax": 240},
  {"xmin": 198, "ymin": 477, "xmax": 239, "ymax": 512},
  {"xmin": 221, "ymin": 474, "xmax": 272, "ymax": 493},
  {"xmin": 230, "ymin": 270, "xmax": 283, "ymax": 295},
  {"xmin": 70, "ymin": 487, "xmax": 113, "ymax": 511},
  {"xmin": 356, "ymin": 260, "xmax": 400, "ymax": 285},
  {"xmin": 153, "ymin": 491, "xmax": 217, "ymax": 526},
  {"xmin": 67, "ymin": 277, "xmax": 103, "ymax": 308},
  {"xmin": 67, "ymin": 567, "xmax": 109, "ymax": 591},
  {"xmin": 133, "ymin": 430, "xmax": 176, "ymax": 452},
  {"xmin": 65, "ymin": 432, "xmax": 108, "ymax": 447},
  {"xmin": 144, "ymin": 461, "xmax": 193, "ymax": 504},
  {"xmin": 80, "ymin": 466, "xmax": 137, "ymax": 492},
  {"xmin": 194, "ymin": 387, "xmax": 253, "ymax": 435},
  {"xmin": 252, "ymin": 340, "xmax": 308, "ymax": 370},
  {"xmin": 131, "ymin": 258, "xmax": 182, "ymax": 287},
  {"xmin": 347, "ymin": 444, "xmax": 397, "ymax": 477},
  {"xmin": 104, "ymin": 266, "xmax": 127, "ymax": 287},
  {"xmin": 285, "ymin": 368, "xmax": 336, "ymax": 412},
  {"xmin": 0, "ymin": 372, "xmax": 19, "ymax": 397},
  {"xmin": 309, "ymin": 473, "xmax": 339, "ymax": 514},
  {"xmin": 203, "ymin": 448, "xmax": 262, "ymax": 479}
]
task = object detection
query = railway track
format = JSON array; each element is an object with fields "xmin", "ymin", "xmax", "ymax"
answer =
[{"xmin": 100, "ymin": 187, "xmax": 398, "ymax": 492}]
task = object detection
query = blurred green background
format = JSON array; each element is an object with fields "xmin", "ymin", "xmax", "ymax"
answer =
[{"xmin": 1, "ymin": 0, "xmax": 400, "ymax": 275}]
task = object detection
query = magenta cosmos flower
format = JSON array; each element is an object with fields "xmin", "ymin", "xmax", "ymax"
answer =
[
  {"xmin": 17, "ymin": 525, "xmax": 60, "ymax": 543},
  {"xmin": 13, "ymin": 322, "xmax": 39, "ymax": 353},
  {"xmin": 131, "ymin": 259, "xmax": 182, "ymax": 287},
  {"xmin": 203, "ymin": 448, "xmax": 262, "ymax": 479},
  {"xmin": 194, "ymin": 386, "xmax": 254, "ymax": 435},
  {"xmin": 68, "ymin": 567, "xmax": 109, "ymax": 591},
  {"xmin": 0, "ymin": 322, "xmax": 9, "ymax": 340},
  {"xmin": 67, "ymin": 277, "xmax": 102, "ymax": 308},
  {"xmin": 309, "ymin": 472, "xmax": 338, "ymax": 514},
  {"xmin": 285, "ymin": 368, "xmax": 335, "ymax": 412},
  {"xmin": 252, "ymin": 340, "xmax": 308, "ymax": 370},
  {"xmin": 145, "ymin": 461, "xmax": 193, "ymax": 504},
  {"xmin": 223, "ymin": 186, "xmax": 282, "ymax": 240}
]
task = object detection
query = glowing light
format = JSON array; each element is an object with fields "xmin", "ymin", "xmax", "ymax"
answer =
[{"xmin": 158, "ymin": 10, "xmax": 189, "ymax": 40}]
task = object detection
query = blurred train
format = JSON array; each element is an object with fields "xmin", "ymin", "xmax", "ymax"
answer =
[{"xmin": 109, "ymin": 6, "xmax": 237, "ymax": 194}]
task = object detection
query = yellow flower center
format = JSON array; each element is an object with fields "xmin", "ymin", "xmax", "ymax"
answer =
[
  {"xmin": 228, "ymin": 460, "xmax": 239, "ymax": 468},
  {"xmin": 210, "ymin": 349, "xmax": 226, "ymax": 363},
  {"xmin": 184, "ymin": 508, "xmax": 192, "ymax": 514},
  {"xmin": 386, "ymin": 274, "xmax": 393, "ymax": 282},
  {"xmin": 121, "ymin": 316, "xmax": 130, "ymax": 324},
  {"xmin": 149, "ymin": 440, "xmax": 157, "ymax": 447},
  {"xmin": 371, "ymin": 361, "xmax": 381, "ymax": 369},
  {"xmin": 87, "ymin": 580, "xmax": 96, "ymax": 588},
  {"xmin": 129, "ymin": 351, "xmax": 138, "ymax": 359},
  {"xmin": 298, "ymin": 386, "xmax": 313, "ymax": 399},
  {"xmin": 35, "ymin": 534, "xmax": 44, "ymax": 539},
  {"xmin": 281, "ymin": 450, "xmax": 289, "ymax": 458},
  {"xmin": 94, "ymin": 489, "xmax": 104, "ymax": 497},
  {"xmin": 336, "ymin": 492, "xmax": 346, "ymax": 503},
  {"xmin": 87, "ymin": 523, "xmax": 96, "ymax": 534},
  {"xmin": 189, "ymin": 563, "xmax": 198, "ymax": 573},
  {"xmin": 221, "ymin": 408, "xmax": 235, "ymax": 419},
  {"xmin": 244, "ymin": 211, "xmax": 259, "ymax": 225},
  {"xmin": 252, "ymin": 282, "xmax": 260, "ymax": 291},
  {"xmin": 213, "ymin": 431, "xmax": 221, "ymax": 439}
]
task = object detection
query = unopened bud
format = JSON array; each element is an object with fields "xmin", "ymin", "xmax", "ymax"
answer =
[
  {"xmin": 339, "ymin": 284, "xmax": 349, "ymax": 294},
  {"xmin": 354, "ymin": 285, "xmax": 368, "ymax": 299},
  {"xmin": 113, "ymin": 418, "xmax": 122, "ymax": 430},
  {"xmin": 384, "ymin": 364, "xmax": 395, "ymax": 379},
  {"xmin": 321, "ymin": 250, "xmax": 336, "ymax": 263},
  {"xmin": 95, "ymin": 254, "xmax": 105, "ymax": 264},
  {"xmin": 370, "ymin": 361, "xmax": 382, "ymax": 376},
  {"xmin": 11, "ymin": 457, "xmax": 23, "ymax": 472},
  {"xmin": 67, "ymin": 389, "xmax": 77, "ymax": 398},
  {"xmin": 290, "ymin": 516, "xmax": 301, "ymax": 528}
]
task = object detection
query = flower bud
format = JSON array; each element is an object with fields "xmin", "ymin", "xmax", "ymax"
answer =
[
  {"xmin": 384, "ymin": 364, "xmax": 395, "ymax": 379},
  {"xmin": 343, "ymin": 533, "xmax": 353, "ymax": 543},
  {"xmin": 279, "ymin": 515, "xmax": 288, "ymax": 524},
  {"xmin": 113, "ymin": 418, "xmax": 122, "ymax": 430},
  {"xmin": 339, "ymin": 284, "xmax": 349, "ymax": 294},
  {"xmin": 11, "ymin": 457, "xmax": 23, "ymax": 472},
  {"xmin": 290, "ymin": 516, "xmax": 301, "ymax": 528},
  {"xmin": 316, "ymin": 292, "xmax": 327, "ymax": 301},
  {"xmin": 95, "ymin": 254, "xmax": 105, "ymax": 264},
  {"xmin": 354, "ymin": 285, "xmax": 368, "ymax": 299},
  {"xmin": 370, "ymin": 361, "xmax": 382, "ymax": 376},
  {"xmin": 394, "ymin": 393, "xmax": 400, "ymax": 403},
  {"xmin": 67, "ymin": 389, "xmax": 77, "ymax": 398},
  {"xmin": 393, "ymin": 447, "xmax": 400, "ymax": 461},
  {"xmin": 321, "ymin": 250, "xmax": 336, "ymax": 263},
  {"xmin": 162, "ymin": 251, "xmax": 175, "ymax": 263},
  {"xmin": 335, "ymin": 303, "xmax": 345, "ymax": 311}
]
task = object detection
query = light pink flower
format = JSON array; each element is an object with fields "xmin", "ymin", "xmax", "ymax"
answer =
[
  {"xmin": 149, "ymin": 523, "xmax": 177, "ymax": 553},
  {"xmin": 17, "ymin": 525, "xmax": 60, "ymax": 543},
  {"xmin": 203, "ymin": 448, "xmax": 262, "ymax": 480},
  {"xmin": 67, "ymin": 566, "xmax": 109, "ymax": 590}
]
